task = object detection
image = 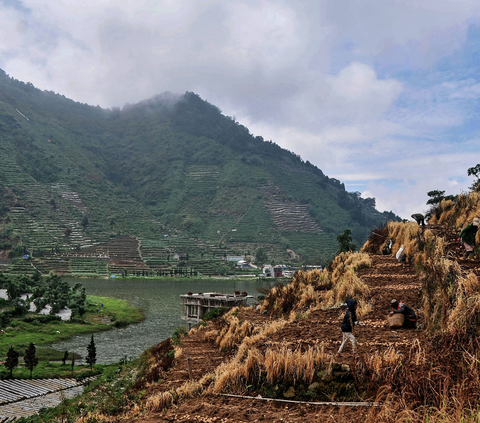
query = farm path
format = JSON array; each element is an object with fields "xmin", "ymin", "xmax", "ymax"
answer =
[{"xmin": 127, "ymin": 224, "xmax": 471, "ymax": 423}]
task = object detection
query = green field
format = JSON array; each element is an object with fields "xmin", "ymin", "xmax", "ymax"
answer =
[{"xmin": 0, "ymin": 295, "xmax": 144, "ymax": 360}]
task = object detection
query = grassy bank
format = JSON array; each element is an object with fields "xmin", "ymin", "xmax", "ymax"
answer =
[
  {"xmin": 0, "ymin": 295, "xmax": 144, "ymax": 360},
  {"xmin": 106, "ymin": 275, "xmax": 262, "ymax": 282}
]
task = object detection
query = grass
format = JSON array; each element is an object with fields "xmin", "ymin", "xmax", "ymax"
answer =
[
  {"xmin": 0, "ymin": 360, "xmax": 101, "ymax": 380},
  {"xmin": 0, "ymin": 295, "xmax": 144, "ymax": 359}
]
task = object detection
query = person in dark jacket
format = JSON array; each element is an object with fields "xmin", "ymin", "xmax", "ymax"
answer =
[
  {"xmin": 459, "ymin": 218, "xmax": 479, "ymax": 259},
  {"xmin": 411, "ymin": 213, "xmax": 425, "ymax": 226},
  {"xmin": 389, "ymin": 299, "xmax": 417, "ymax": 328},
  {"xmin": 337, "ymin": 299, "xmax": 358, "ymax": 356}
]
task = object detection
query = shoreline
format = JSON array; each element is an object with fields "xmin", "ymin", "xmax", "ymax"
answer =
[{"xmin": 0, "ymin": 295, "xmax": 145, "ymax": 358}]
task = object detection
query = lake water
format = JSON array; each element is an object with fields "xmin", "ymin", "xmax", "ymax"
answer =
[{"xmin": 50, "ymin": 278, "xmax": 265, "ymax": 364}]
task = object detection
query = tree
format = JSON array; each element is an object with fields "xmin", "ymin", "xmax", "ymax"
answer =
[
  {"xmin": 468, "ymin": 164, "xmax": 480, "ymax": 191},
  {"xmin": 5, "ymin": 346, "xmax": 19, "ymax": 378},
  {"xmin": 81, "ymin": 215, "xmax": 89, "ymax": 229},
  {"xmin": 23, "ymin": 342, "xmax": 38, "ymax": 378},
  {"xmin": 255, "ymin": 248, "xmax": 268, "ymax": 264},
  {"xmin": 363, "ymin": 197, "xmax": 376, "ymax": 208},
  {"xmin": 85, "ymin": 334, "xmax": 96, "ymax": 370},
  {"xmin": 426, "ymin": 190, "xmax": 445, "ymax": 206},
  {"xmin": 71, "ymin": 349, "xmax": 75, "ymax": 377},
  {"xmin": 5, "ymin": 280, "xmax": 20, "ymax": 301},
  {"xmin": 337, "ymin": 229, "xmax": 357, "ymax": 254},
  {"xmin": 62, "ymin": 350, "xmax": 69, "ymax": 365}
]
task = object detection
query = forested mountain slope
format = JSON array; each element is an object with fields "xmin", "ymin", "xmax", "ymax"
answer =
[{"xmin": 0, "ymin": 69, "xmax": 397, "ymax": 273}]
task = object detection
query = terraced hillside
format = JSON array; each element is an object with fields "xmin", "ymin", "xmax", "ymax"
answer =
[
  {"xmin": 0, "ymin": 70, "xmax": 398, "ymax": 273},
  {"xmin": 138, "ymin": 259, "xmax": 422, "ymax": 422},
  {"xmin": 57, "ymin": 223, "xmax": 470, "ymax": 422}
]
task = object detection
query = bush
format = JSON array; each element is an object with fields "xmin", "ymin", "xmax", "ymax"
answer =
[
  {"xmin": 172, "ymin": 326, "xmax": 187, "ymax": 345},
  {"xmin": 113, "ymin": 318, "xmax": 128, "ymax": 328},
  {"xmin": 22, "ymin": 315, "xmax": 62, "ymax": 323},
  {"xmin": 202, "ymin": 307, "xmax": 228, "ymax": 321},
  {"xmin": 76, "ymin": 369, "xmax": 100, "ymax": 382}
]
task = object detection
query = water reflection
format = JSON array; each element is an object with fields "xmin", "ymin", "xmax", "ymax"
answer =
[{"xmin": 51, "ymin": 278, "xmax": 264, "ymax": 364}]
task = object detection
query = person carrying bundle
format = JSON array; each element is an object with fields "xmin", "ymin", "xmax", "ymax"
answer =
[
  {"xmin": 459, "ymin": 217, "xmax": 479, "ymax": 260},
  {"xmin": 389, "ymin": 299, "xmax": 417, "ymax": 328}
]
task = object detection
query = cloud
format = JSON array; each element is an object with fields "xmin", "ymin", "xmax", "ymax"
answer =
[{"xmin": 1, "ymin": 0, "xmax": 480, "ymax": 219}]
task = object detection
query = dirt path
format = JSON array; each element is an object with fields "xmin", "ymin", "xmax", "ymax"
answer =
[{"xmin": 124, "ymin": 224, "xmax": 476, "ymax": 422}]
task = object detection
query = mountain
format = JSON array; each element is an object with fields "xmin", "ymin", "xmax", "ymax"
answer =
[{"xmin": 0, "ymin": 69, "xmax": 398, "ymax": 275}]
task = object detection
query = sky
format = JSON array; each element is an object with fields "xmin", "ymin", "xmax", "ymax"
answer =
[{"xmin": 1, "ymin": 0, "xmax": 480, "ymax": 219}]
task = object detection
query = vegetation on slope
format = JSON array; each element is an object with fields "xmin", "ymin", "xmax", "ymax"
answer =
[
  {"xmin": 0, "ymin": 272, "xmax": 144, "ymax": 366},
  {"xmin": 0, "ymin": 69, "xmax": 397, "ymax": 271}
]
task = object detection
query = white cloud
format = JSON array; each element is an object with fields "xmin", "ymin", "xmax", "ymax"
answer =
[{"xmin": 1, "ymin": 0, "xmax": 480, "ymax": 219}]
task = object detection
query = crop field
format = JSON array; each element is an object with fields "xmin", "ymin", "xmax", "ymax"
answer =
[{"xmin": 32, "ymin": 213, "xmax": 480, "ymax": 423}]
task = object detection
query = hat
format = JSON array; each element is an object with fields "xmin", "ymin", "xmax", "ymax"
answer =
[
  {"xmin": 473, "ymin": 218, "xmax": 479, "ymax": 227},
  {"xmin": 391, "ymin": 299, "xmax": 398, "ymax": 304}
]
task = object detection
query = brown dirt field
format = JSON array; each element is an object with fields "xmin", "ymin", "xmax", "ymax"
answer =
[{"xmin": 120, "ymin": 224, "xmax": 479, "ymax": 422}]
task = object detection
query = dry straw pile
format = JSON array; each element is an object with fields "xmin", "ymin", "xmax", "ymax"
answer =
[
  {"xmin": 429, "ymin": 192, "xmax": 480, "ymax": 232},
  {"xmin": 212, "ymin": 344, "xmax": 329, "ymax": 393},
  {"xmin": 260, "ymin": 251, "xmax": 372, "ymax": 316}
]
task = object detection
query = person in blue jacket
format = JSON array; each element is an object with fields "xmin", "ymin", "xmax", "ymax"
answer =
[{"xmin": 337, "ymin": 299, "xmax": 358, "ymax": 356}]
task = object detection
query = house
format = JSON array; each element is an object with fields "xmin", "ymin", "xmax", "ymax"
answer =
[
  {"xmin": 274, "ymin": 265, "xmax": 283, "ymax": 278},
  {"xmin": 262, "ymin": 265, "xmax": 273, "ymax": 277},
  {"xmin": 180, "ymin": 292, "xmax": 249, "ymax": 329},
  {"xmin": 236, "ymin": 260, "xmax": 257, "ymax": 269}
]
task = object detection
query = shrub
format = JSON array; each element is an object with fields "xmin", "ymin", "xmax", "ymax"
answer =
[{"xmin": 202, "ymin": 307, "xmax": 228, "ymax": 321}]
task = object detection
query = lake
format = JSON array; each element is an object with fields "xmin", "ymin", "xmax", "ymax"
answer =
[{"xmin": 50, "ymin": 278, "xmax": 266, "ymax": 364}]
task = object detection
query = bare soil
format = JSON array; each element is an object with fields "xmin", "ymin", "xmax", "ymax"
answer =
[{"xmin": 122, "ymin": 224, "xmax": 479, "ymax": 422}]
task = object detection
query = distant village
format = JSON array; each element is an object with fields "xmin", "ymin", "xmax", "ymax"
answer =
[{"xmin": 229, "ymin": 255, "xmax": 321, "ymax": 278}]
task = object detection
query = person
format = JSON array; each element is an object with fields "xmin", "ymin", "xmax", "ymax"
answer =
[
  {"xmin": 337, "ymin": 299, "xmax": 358, "ymax": 356},
  {"xmin": 459, "ymin": 218, "xmax": 479, "ymax": 260},
  {"xmin": 411, "ymin": 213, "xmax": 425, "ymax": 226},
  {"xmin": 389, "ymin": 299, "xmax": 417, "ymax": 328},
  {"xmin": 396, "ymin": 245, "xmax": 406, "ymax": 263},
  {"xmin": 382, "ymin": 239, "xmax": 393, "ymax": 255}
]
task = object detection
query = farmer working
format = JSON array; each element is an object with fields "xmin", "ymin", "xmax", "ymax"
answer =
[
  {"xmin": 337, "ymin": 299, "xmax": 358, "ymax": 356},
  {"xmin": 389, "ymin": 299, "xmax": 417, "ymax": 328},
  {"xmin": 411, "ymin": 213, "xmax": 425, "ymax": 226},
  {"xmin": 459, "ymin": 217, "xmax": 479, "ymax": 260}
]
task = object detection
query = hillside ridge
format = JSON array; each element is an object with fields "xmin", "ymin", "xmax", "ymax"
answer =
[{"xmin": 0, "ymin": 70, "xmax": 397, "ymax": 275}]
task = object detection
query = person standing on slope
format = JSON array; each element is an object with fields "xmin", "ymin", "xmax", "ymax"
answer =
[
  {"xmin": 337, "ymin": 299, "xmax": 358, "ymax": 357},
  {"xmin": 459, "ymin": 217, "xmax": 479, "ymax": 260}
]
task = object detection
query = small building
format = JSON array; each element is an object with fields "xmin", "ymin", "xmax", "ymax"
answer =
[
  {"xmin": 226, "ymin": 255, "xmax": 244, "ymax": 262},
  {"xmin": 274, "ymin": 265, "xmax": 283, "ymax": 278},
  {"xmin": 236, "ymin": 260, "xmax": 257, "ymax": 269},
  {"xmin": 172, "ymin": 252, "xmax": 186, "ymax": 260},
  {"xmin": 180, "ymin": 292, "xmax": 249, "ymax": 329},
  {"xmin": 262, "ymin": 265, "xmax": 273, "ymax": 277}
]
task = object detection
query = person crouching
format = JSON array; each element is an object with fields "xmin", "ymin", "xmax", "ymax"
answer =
[
  {"xmin": 459, "ymin": 217, "xmax": 479, "ymax": 260},
  {"xmin": 389, "ymin": 299, "xmax": 417, "ymax": 328},
  {"xmin": 337, "ymin": 299, "xmax": 358, "ymax": 357}
]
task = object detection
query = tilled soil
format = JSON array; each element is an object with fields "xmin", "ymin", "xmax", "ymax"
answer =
[{"xmin": 124, "ymin": 224, "xmax": 478, "ymax": 422}]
